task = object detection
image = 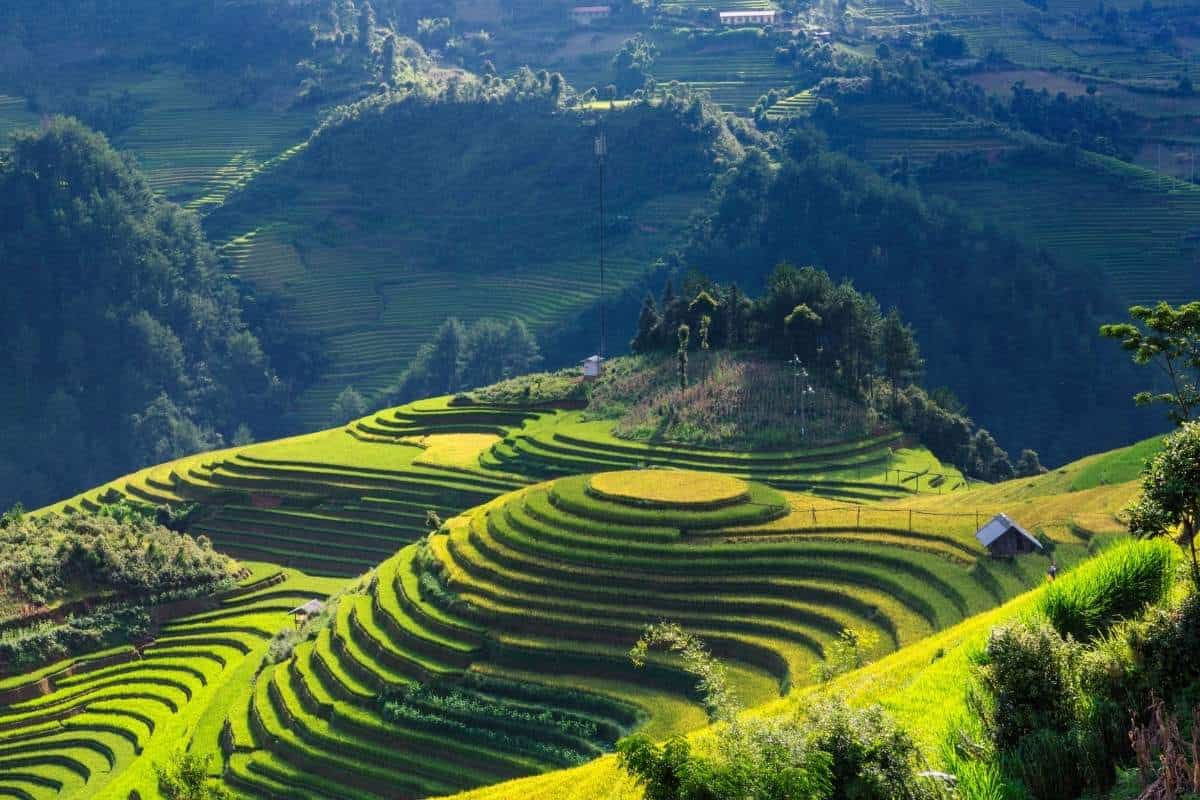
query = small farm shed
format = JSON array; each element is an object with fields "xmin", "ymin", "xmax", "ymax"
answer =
[
  {"xmin": 290, "ymin": 599, "xmax": 326, "ymax": 627},
  {"xmin": 581, "ymin": 355, "xmax": 604, "ymax": 380},
  {"xmin": 718, "ymin": 9, "xmax": 777, "ymax": 25},
  {"xmin": 974, "ymin": 513, "xmax": 1042, "ymax": 557}
]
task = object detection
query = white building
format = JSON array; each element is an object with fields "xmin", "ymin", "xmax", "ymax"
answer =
[
  {"xmin": 581, "ymin": 355, "xmax": 604, "ymax": 379},
  {"xmin": 571, "ymin": 5, "xmax": 611, "ymax": 24},
  {"xmin": 718, "ymin": 9, "xmax": 777, "ymax": 25}
]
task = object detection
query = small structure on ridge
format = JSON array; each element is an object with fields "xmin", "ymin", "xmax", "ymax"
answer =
[
  {"xmin": 290, "ymin": 599, "xmax": 326, "ymax": 627},
  {"xmin": 582, "ymin": 354, "xmax": 604, "ymax": 380},
  {"xmin": 975, "ymin": 513, "xmax": 1043, "ymax": 557}
]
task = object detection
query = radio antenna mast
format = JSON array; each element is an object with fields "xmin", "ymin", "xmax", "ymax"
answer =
[{"xmin": 595, "ymin": 131, "xmax": 607, "ymax": 361}]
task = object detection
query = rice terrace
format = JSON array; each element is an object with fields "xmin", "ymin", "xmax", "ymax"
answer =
[{"xmin": 4, "ymin": 0, "xmax": 1200, "ymax": 799}]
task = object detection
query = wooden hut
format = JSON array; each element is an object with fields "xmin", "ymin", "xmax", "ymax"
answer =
[
  {"xmin": 974, "ymin": 513, "xmax": 1042, "ymax": 557},
  {"xmin": 290, "ymin": 599, "xmax": 326, "ymax": 627}
]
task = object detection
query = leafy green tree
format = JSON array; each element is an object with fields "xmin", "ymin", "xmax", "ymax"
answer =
[
  {"xmin": 330, "ymin": 386, "xmax": 368, "ymax": 424},
  {"xmin": 500, "ymin": 318, "xmax": 542, "ymax": 379},
  {"xmin": 129, "ymin": 394, "xmax": 221, "ymax": 466},
  {"xmin": 1014, "ymin": 449, "xmax": 1047, "ymax": 477},
  {"xmin": 879, "ymin": 308, "xmax": 923, "ymax": 385},
  {"xmin": 155, "ymin": 750, "xmax": 232, "ymax": 800},
  {"xmin": 1101, "ymin": 301, "xmax": 1200, "ymax": 424},
  {"xmin": 1125, "ymin": 421, "xmax": 1200, "ymax": 587},
  {"xmin": 612, "ymin": 34, "xmax": 657, "ymax": 95},
  {"xmin": 358, "ymin": 1, "xmax": 376, "ymax": 49},
  {"xmin": 426, "ymin": 317, "xmax": 466, "ymax": 394},
  {"xmin": 631, "ymin": 293, "xmax": 662, "ymax": 353},
  {"xmin": 811, "ymin": 626, "xmax": 880, "ymax": 683}
]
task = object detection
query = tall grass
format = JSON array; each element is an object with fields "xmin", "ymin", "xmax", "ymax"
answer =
[{"xmin": 1038, "ymin": 539, "xmax": 1176, "ymax": 642}]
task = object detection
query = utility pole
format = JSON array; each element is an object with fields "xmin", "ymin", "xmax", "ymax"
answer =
[{"xmin": 595, "ymin": 131, "xmax": 607, "ymax": 361}]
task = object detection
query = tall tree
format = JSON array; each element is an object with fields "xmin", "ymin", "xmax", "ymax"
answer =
[
  {"xmin": 1126, "ymin": 422, "xmax": 1200, "ymax": 587},
  {"xmin": 330, "ymin": 386, "xmax": 368, "ymax": 425},
  {"xmin": 677, "ymin": 324, "xmax": 690, "ymax": 391},
  {"xmin": 879, "ymin": 308, "xmax": 923, "ymax": 385},
  {"xmin": 426, "ymin": 317, "xmax": 466, "ymax": 394},
  {"xmin": 1101, "ymin": 301, "xmax": 1200, "ymax": 424},
  {"xmin": 631, "ymin": 293, "xmax": 661, "ymax": 354}
]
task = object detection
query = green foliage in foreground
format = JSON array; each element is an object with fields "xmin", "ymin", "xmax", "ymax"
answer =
[
  {"xmin": 1038, "ymin": 539, "xmax": 1175, "ymax": 642},
  {"xmin": 952, "ymin": 541, "xmax": 1200, "ymax": 800},
  {"xmin": 619, "ymin": 624, "xmax": 944, "ymax": 800},
  {"xmin": 1125, "ymin": 421, "xmax": 1200, "ymax": 588},
  {"xmin": 155, "ymin": 750, "xmax": 232, "ymax": 800}
]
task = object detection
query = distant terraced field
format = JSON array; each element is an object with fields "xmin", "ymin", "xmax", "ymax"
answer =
[
  {"xmin": 219, "ymin": 190, "xmax": 702, "ymax": 424},
  {"xmin": 652, "ymin": 47, "xmax": 794, "ymax": 115},
  {"xmin": 0, "ymin": 94, "xmax": 40, "ymax": 144},
  {"xmin": 924, "ymin": 150, "xmax": 1200, "ymax": 306},
  {"xmin": 828, "ymin": 98, "xmax": 1014, "ymax": 167}
]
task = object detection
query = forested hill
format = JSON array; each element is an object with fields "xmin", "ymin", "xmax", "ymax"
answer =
[
  {"xmin": 0, "ymin": 119, "xmax": 303, "ymax": 511},
  {"xmin": 682, "ymin": 136, "xmax": 1155, "ymax": 466},
  {"xmin": 207, "ymin": 78, "xmax": 748, "ymax": 424}
]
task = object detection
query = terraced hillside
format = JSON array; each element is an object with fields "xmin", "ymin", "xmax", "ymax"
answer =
[
  {"xmin": 24, "ymin": 396, "xmax": 1147, "ymax": 800},
  {"xmin": 924, "ymin": 149, "xmax": 1200, "ymax": 306},
  {"xmin": 223, "ymin": 466, "xmax": 1063, "ymax": 799},
  {"xmin": 50, "ymin": 395, "xmax": 962, "ymax": 578},
  {"xmin": 651, "ymin": 46, "xmax": 794, "ymax": 115},
  {"xmin": 825, "ymin": 98, "xmax": 1015, "ymax": 168},
  {"xmin": 350, "ymin": 399, "xmax": 965, "ymax": 498},
  {"xmin": 437, "ymin": 449, "xmax": 1141, "ymax": 800},
  {"xmin": 0, "ymin": 565, "xmax": 343, "ymax": 800},
  {"xmin": 47, "ymin": 424, "xmax": 530, "ymax": 578},
  {"xmin": 209, "ymin": 95, "xmax": 730, "ymax": 425},
  {"xmin": 0, "ymin": 95, "xmax": 39, "ymax": 145}
]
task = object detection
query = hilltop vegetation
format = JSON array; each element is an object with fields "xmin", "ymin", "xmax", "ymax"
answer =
[
  {"xmin": 0, "ymin": 119, "xmax": 320, "ymax": 511},
  {"xmin": 680, "ymin": 133, "xmax": 1152, "ymax": 466}
]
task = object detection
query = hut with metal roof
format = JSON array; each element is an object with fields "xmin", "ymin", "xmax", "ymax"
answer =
[{"xmin": 974, "ymin": 513, "xmax": 1042, "ymax": 557}]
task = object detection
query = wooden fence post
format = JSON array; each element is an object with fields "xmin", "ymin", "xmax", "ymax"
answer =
[{"xmin": 908, "ymin": 510, "xmax": 913, "ymax": 532}]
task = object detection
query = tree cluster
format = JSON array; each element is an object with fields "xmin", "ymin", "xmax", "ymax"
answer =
[
  {"xmin": 680, "ymin": 131, "xmax": 1144, "ymax": 466},
  {"xmin": 385, "ymin": 317, "xmax": 542, "ymax": 403},
  {"xmin": 0, "ymin": 508, "xmax": 232, "ymax": 608},
  {"xmin": 633, "ymin": 264, "xmax": 923, "ymax": 395},
  {"xmin": 0, "ymin": 119, "xmax": 312, "ymax": 511}
]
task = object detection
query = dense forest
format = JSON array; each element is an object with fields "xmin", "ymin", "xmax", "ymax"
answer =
[
  {"xmin": 676, "ymin": 130, "xmax": 1153, "ymax": 465},
  {"xmin": 0, "ymin": 119, "xmax": 309, "ymax": 510}
]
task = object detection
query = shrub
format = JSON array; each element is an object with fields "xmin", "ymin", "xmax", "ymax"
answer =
[
  {"xmin": 803, "ymin": 698, "xmax": 939, "ymax": 800},
  {"xmin": 1000, "ymin": 727, "xmax": 1109, "ymax": 800},
  {"xmin": 155, "ymin": 750, "xmax": 232, "ymax": 800},
  {"xmin": 971, "ymin": 621, "xmax": 1079, "ymax": 749},
  {"xmin": 0, "ymin": 605, "xmax": 150, "ymax": 671},
  {"xmin": 1038, "ymin": 539, "xmax": 1176, "ymax": 642},
  {"xmin": 811, "ymin": 626, "xmax": 881, "ymax": 683},
  {"xmin": 1127, "ymin": 587, "xmax": 1200, "ymax": 704}
]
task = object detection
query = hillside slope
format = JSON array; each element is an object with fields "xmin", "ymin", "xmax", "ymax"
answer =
[
  {"xmin": 22, "ymin": 396, "xmax": 1148, "ymax": 799},
  {"xmin": 435, "ymin": 445, "xmax": 1144, "ymax": 800},
  {"xmin": 206, "ymin": 88, "xmax": 740, "ymax": 425}
]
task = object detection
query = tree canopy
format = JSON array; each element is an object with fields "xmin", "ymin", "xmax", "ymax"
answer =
[{"xmin": 0, "ymin": 118, "xmax": 288, "ymax": 509}]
